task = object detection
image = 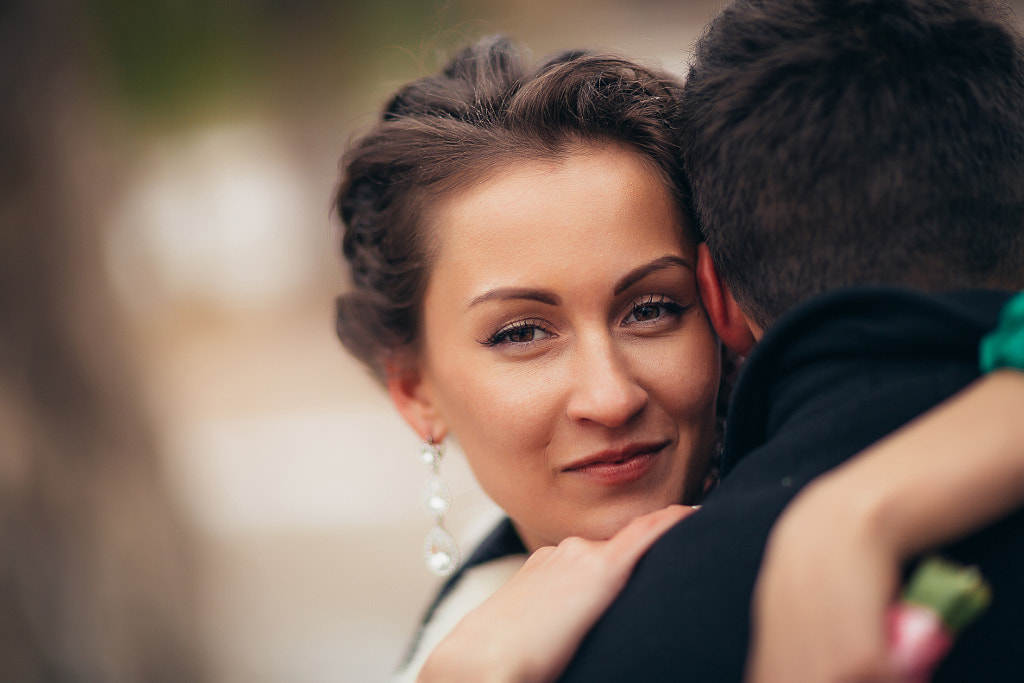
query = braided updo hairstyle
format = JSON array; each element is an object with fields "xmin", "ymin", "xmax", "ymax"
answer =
[{"xmin": 334, "ymin": 36, "xmax": 693, "ymax": 382}]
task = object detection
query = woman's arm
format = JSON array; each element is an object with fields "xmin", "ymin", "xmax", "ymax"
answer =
[
  {"xmin": 417, "ymin": 504, "xmax": 695, "ymax": 683},
  {"xmin": 747, "ymin": 369, "xmax": 1024, "ymax": 683}
]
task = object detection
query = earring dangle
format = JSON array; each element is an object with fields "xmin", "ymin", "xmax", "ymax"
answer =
[{"xmin": 419, "ymin": 440, "xmax": 460, "ymax": 576}]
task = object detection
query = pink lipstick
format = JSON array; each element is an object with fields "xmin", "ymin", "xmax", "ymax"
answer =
[{"xmin": 563, "ymin": 441, "xmax": 667, "ymax": 486}]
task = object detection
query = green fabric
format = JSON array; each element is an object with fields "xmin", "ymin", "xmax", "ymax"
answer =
[{"xmin": 980, "ymin": 291, "xmax": 1024, "ymax": 372}]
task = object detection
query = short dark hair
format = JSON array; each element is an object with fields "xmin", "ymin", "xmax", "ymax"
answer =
[
  {"xmin": 680, "ymin": 0, "xmax": 1024, "ymax": 328},
  {"xmin": 335, "ymin": 37, "xmax": 692, "ymax": 381}
]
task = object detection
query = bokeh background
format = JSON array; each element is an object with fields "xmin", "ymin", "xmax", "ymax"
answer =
[{"xmin": 4, "ymin": 0, "xmax": 1021, "ymax": 680}]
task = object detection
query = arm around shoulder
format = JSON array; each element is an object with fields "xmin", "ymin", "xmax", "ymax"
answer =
[{"xmin": 748, "ymin": 368, "xmax": 1024, "ymax": 683}]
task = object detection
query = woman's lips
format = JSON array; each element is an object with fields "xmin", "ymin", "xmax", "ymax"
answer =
[{"xmin": 563, "ymin": 442, "xmax": 668, "ymax": 486}]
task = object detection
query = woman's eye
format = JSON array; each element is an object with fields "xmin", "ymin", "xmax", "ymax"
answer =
[
  {"xmin": 485, "ymin": 320, "xmax": 552, "ymax": 346},
  {"xmin": 631, "ymin": 303, "xmax": 663, "ymax": 322},
  {"xmin": 505, "ymin": 326, "xmax": 538, "ymax": 343},
  {"xmin": 623, "ymin": 296, "xmax": 686, "ymax": 325}
]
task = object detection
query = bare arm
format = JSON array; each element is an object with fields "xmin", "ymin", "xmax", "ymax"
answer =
[{"xmin": 748, "ymin": 369, "xmax": 1024, "ymax": 682}]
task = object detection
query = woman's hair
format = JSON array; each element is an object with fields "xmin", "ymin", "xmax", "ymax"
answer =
[{"xmin": 334, "ymin": 36, "xmax": 692, "ymax": 382}]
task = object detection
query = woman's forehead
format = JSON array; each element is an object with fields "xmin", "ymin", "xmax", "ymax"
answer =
[
  {"xmin": 421, "ymin": 147, "xmax": 695, "ymax": 307},
  {"xmin": 430, "ymin": 147, "xmax": 691, "ymax": 257}
]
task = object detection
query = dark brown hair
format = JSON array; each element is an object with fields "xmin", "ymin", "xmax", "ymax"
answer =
[
  {"xmin": 334, "ymin": 36, "xmax": 692, "ymax": 381},
  {"xmin": 681, "ymin": 0, "xmax": 1024, "ymax": 328}
]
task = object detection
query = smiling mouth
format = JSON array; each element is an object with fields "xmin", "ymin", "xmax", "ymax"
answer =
[{"xmin": 563, "ymin": 441, "xmax": 669, "ymax": 485}]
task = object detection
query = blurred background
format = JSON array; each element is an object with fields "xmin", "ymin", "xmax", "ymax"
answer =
[{"xmin": 4, "ymin": 0, "xmax": 1020, "ymax": 680}]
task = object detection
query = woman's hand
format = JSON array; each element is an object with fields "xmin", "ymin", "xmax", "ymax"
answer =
[
  {"xmin": 417, "ymin": 504, "xmax": 695, "ymax": 683},
  {"xmin": 746, "ymin": 475, "xmax": 903, "ymax": 683},
  {"xmin": 748, "ymin": 370, "xmax": 1024, "ymax": 683}
]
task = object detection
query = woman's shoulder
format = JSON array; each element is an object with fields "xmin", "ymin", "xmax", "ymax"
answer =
[{"xmin": 394, "ymin": 518, "xmax": 529, "ymax": 681}]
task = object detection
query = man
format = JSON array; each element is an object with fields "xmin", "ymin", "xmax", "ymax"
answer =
[{"xmin": 557, "ymin": 0, "xmax": 1024, "ymax": 680}]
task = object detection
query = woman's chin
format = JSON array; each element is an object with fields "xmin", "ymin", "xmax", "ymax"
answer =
[{"xmin": 567, "ymin": 501, "xmax": 683, "ymax": 543}]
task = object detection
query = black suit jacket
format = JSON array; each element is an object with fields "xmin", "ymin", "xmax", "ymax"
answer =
[{"xmin": 557, "ymin": 287, "xmax": 1024, "ymax": 682}]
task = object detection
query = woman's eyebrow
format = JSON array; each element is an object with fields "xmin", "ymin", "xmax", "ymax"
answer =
[
  {"xmin": 466, "ymin": 287, "xmax": 561, "ymax": 310},
  {"xmin": 466, "ymin": 255, "xmax": 693, "ymax": 309},
  {"xmin": 613, "ymin": 255, "xmax": 694, "ymax": 295}
]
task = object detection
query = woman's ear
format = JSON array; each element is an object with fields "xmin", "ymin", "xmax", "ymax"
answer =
[
  {"xmin": 384, "ymin": 355, "xmax": 449, "ymax": 443},
  {"xmin": 696, "ymin": 243, "xmax": 758, "ymax": 356}
]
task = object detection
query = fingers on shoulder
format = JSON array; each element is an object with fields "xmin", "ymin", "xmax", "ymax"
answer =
[
  {"xmin": 542, "ymin": 535, "xmax": 615, "ymax": 575},
  {"xmin": 523, "ymin": 537, "xmax": 599, "ymax": 569},
  {"xmin": 526, "ymin": 505, "xmax": 695, "ymax": 571},
  {"xmin": 610, "ymin": 504, "xmax": 694, "ymax": 552}
]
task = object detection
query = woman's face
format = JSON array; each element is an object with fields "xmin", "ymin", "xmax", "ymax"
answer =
[{"xmin": 404, "ymin": 146, "xmax": 721, "ymax": 551}]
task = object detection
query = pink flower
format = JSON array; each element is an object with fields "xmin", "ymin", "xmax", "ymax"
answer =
[{"xmin": 887, "ymin": 556, "xmax": 991, "ymax": 683}]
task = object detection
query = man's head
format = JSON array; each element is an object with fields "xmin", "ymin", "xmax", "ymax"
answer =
[{"xmin": 681, "ymin": 0, "xmax": 1024, "ymax": 331}]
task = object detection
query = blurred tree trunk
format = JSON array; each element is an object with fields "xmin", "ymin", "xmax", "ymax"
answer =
[{"xmin": 0, "ymin": 1, "xmax": 205, "ymax": 680}]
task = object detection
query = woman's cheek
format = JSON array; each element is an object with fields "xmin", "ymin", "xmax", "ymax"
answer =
[
  {"xmin": 487, "ymin": 358, "xmax": 566, "ymax": 423},
  {"xmin": 645, "ymin": 328, "xmax": 713, "ymax": 386},
  {"xmin": 445, "ymin": 365, "xmax": 556, "ymax": 456}
]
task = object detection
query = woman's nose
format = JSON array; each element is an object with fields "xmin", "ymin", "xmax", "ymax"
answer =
[{"xmin": 565, "ymin": 337, "xmax": 648, "ymax": 427}]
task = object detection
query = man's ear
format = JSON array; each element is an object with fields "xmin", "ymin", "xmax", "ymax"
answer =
[
  {"xmin": 696, "ymin": 243, "xmax": 757, "ymax": 356},
  {"xmin": 384, "ymin": 356, "xmax": 448, "ymax": 443}
]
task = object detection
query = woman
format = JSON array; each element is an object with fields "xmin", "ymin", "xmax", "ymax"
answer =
[
  {"xmin": 336, "ymin": 36, "xmax": 723, "ymax": 677},
  {"xmin": 334, "ymin": 37, "xmax": 1024, "ymax": 681}
]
